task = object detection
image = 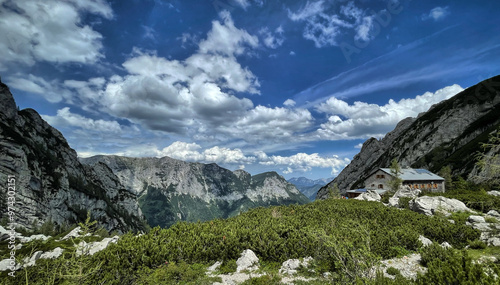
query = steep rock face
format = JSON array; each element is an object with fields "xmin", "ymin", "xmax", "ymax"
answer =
[
  {"xmin": 81, "ymin": 156, "xmax": 309, "ymax": 228},
  {"xmin": 0, "ymin": 80, "xmax": 147, "ymax": 232},
  {"xmin": 317, "ymin": 75, "xmax": 500, "ymax": 199}
]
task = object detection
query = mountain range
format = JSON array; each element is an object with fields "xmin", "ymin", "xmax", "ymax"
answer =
[
  {"xmin": 0, "ymin": 78, "xmax": 308, "ymax": 231},
  {"xmin": 317, "ymin": 75, "xmax": 500, "ymax": 199},
  {"xmin": 287, "ymin": 177, "xmax": 332, "ymax": 201},
  {"xmin": 81, "ymin": 155, "xmax": 309, "ymax": 228}
]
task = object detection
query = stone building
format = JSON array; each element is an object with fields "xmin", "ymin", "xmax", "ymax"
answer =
[{"xmin": 365, "ymin": 168, "xmax": 445, "ymax": 193}]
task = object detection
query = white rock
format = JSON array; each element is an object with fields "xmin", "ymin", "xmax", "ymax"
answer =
[
  {"xmin": 207, "ymin": 261, "xmax": 222, "ymax": 273},
  {"xmin": 418, "ymin": 235, "xmax": 432, "ymax": 247},
  {"xmin": 441, "ymin": 242, "xmax": 452, "ymax": 249},
  {"xmin": 20, "ymin": 234, "xmax": 50, "ymax": 243},
  {"xmin": 0, "ymin": 225, "xmax": 11, "ymax": 241},
  {"xmin": 40, "ymin": 247, "xmax": 64, "ymax": 259},
  {"xmin": 279, "ymin": 259, "xmax": 301, "ymax": 275},
  {"xmin": 236, "ymin": 249, "xmax": 259, "ymax": 273},
  {"xmin": 388, "ymin": 197, "xmax": 400, "ymax": 207},
  {"xmin": 77, "ymin": 236, "xmax": 119, "ymax": 256},
  {"xmin": 393, "ymin": 185, "xmax": 421, "ymax": 199},
  {"xmin": 61, "ymin": 226, "xmax": 81, "ymax": 241},
  {"xmin": 354, "ymin": 190, "xmax": 381, "ymax": 202},
  {"xmin": 487, "ymin": 210, "xmax": 500, "ymax": 218},
  {"xmin": 24, "ymin": 251, "xmax": 43, "ymax": 267},
  {"xmin": 468, "ymin": 215, "xmax": 486, "ymax": 223},
  {"xmin": 489, "ymin": 237, "xmax": 500, "ymax": 247},
  {"xmin": 0, "ymin": 258, "xmax": 20, "ymax": 272},
  {"xmin": 409, "ymin": 196, "xmax": 472, "ymax": 216},
  {"xmin": 487, "ymin": 191, "xmax": 500, "ymax": 197}
]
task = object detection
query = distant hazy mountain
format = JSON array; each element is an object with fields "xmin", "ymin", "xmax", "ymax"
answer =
[
  {"xmin": 288, "ymin": 177, "xmax": 332, "ymax": 201},
  {"xmin": 82, "ymin": 156, "xmax": 310, "ymax": 228},
  {"xmin": 317, "ymin": 75, "xmax": 500, "ymax": 200}
]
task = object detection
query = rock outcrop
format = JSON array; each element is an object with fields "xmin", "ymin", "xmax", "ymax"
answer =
[
  {"xmin": 0, "ymin": 79, "xmax": 147, "ymax": 233},
  {"xmin": 408, "ymin": 196, "xmax": 472, "ymax": 216},
  {"xmin": 317, "ymin": 76, "xmax": 500, "ymax": 199},
  {"xmin": 81, "ymin": 156, "xmax": 309, "ymax": 228}
]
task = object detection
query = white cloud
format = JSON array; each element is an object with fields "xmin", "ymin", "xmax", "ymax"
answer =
[
  {"xmin": 354, "ymin": 143, "xmax": 363, "ymax": 149},
  {"xmin": 314, "ymin": 84, "xmax": 464, "ymax": 140},
  {"xmin": 117, "ymin": 141, "xmax": 350, "ymax": 175},
  {"xmin": 283, "ymin": 99, "xmax": 296, "ymax": 107},
  {"xmin": 260, "ymin": 26, "xmax": 285, "ymax": 49},
  {"xmin": 225, "ymin": 106, "xmax": 313, "ymax": 142},
  {"xmin": 0, "ymin": 0, "xmax": 112, "ymax": 71},
  {"xmin": 233, "ymin": 0, "xmax": 250, "ymax": 9},
  {"xmin": 355, "ymin": 16, "xmax": 374, "ymax": 42},
  {"xmin": 260, "ymin": 152, "xmax": 350, "ymax": 175},
  {"xmin": 198, "ymin": 10, "xmax": 259, "ymax": 56},
  {"xmin": 422, "ymin": 6, "xmax": 450, "ymax": 21},
  {"xmin": 288, "ymin": 0, "xmax": 382, "ymax": 48},
  {"xmin": 158, "ymin": 141, "xmax": 255, "ymax": 165},
  {"xmin": 7, "ymin": 74, "xmax": 73, "ymax": 103},
  {"xmin": 43, "ymin": 107, "xmax": 122, "ymax": 133}
]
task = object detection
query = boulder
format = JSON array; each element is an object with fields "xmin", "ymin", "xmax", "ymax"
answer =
[
  {"xmin": 279, "ymin": 256, "xmax": 313, "ymax": 275},
  {"xmin": 354, "ymin": 190, "xmax": 381, "ymax": 202},
  {"xmin": 236, "ymin": 249, "xmax": 259, "ymax": 272},
  {"xmin": 280, "ymin": 259, "xmax": 301, "ymax": 275},
  {"xmin": 487, "ymin": 190, "xmax": 500, "ymax": 197},
  {"xmin": 24, "ymin": 251, "xmax": 43, "ymax": 267},
  {"xmin": 409, "ymin": 196, "xmax": 472, "ymax": 216},
  {"xmin": 388, "ymin": 197, "xmax": 399, "ymax": 207},
  {"xmin": 207, "ymin": 261, "xmax": 222, "ymax": 273},
  {"xmin": 0, "ymin": 225, "xmax": 11, "ymax": 241},
  {"xmin": 468, "ymin": 215, "xmax": 486, "ymax": 223},
  {"xmin": 487, "ymin": 210, "xmax": 500, "ymax": 218},
  {"xmin": 418, "ymin": 235, "xmax": 432, "ymax": 247},
  {"xmin": 441, "ymin": 242, "xmax": 452, "ymax": 249},
  {"xmin": 0, "ymin": 258, "xmax": 19, "ymax": 272},
  {"xmin": 61, "ymin": 227, "xmax": 81, "ymax": 241},
  {"xmin": 77, "ymin": 236, "xmax": 119, "ymax": 256},
  {"xmin": 393, "ymin": 185, "xmax": 421, "ymax": 199},
  {"xmin": 40, "ymin": 247, "xmax": 64, "ymax": 259},
  {"xmin": 20, "ymin": 234, "xmax": 49, "ymax": 243}
]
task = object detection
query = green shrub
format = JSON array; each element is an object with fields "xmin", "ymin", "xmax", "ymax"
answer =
[
  {"xmin": 386, "ymin": 267, "xmax": 400, "ymax": 276},
  {"xmin": 136, "ymin": 261, "xmax": 220, "ymax": 285},
  {"xmin": 219, "ymin": 259, "xmax": 237, "ymax": 274},
  {"xmin": 240, "ymin": 274, "xmax": 281, "ymax": 285},
  {"xmin": 468, "ymin": 239, "xmax": 487, "ymax": 249},
  {"xmin": 417, "ymin": 245, "xmax": 496, "ymax": 284}
]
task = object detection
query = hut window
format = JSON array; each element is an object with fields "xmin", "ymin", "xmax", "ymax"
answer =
[{"xmin": 378, "ymin": 184, "xmax": 383, "ymax": 189}]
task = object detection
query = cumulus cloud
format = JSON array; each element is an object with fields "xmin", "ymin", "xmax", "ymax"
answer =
[
  {"xmin": 0, "ymin": 0, "xmax": 112, "ymax": 71},
  {"xmin": 159, "ymin": 142, "xmax": 256, "ymax": 165},
  {"xmin": 260, "ymin": 152, "xmax": 350, "ymax": 175},
  {"xmin": 198, "ymin": 10, "xmax": 258, "ymax": 56},
  {"xmin": 116, "ymin": 141, "xmax": 350, "ymax": 175},
  {"xmin": 315, "ymin": 84, "xmax": 464, "ymax": 140},
  {"xmin": 288, "ymin": 1, "xmax": 380, "ymax": 48},
  {"xmin": 283, "ymin": 99, "xmax": 296, "ymax": 107},
  {"xmin": 422, "ymin": 6, "xmax": 450, "ymax": 21}
]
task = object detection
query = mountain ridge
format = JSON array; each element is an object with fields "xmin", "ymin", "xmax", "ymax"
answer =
[
  {"xmin": 81, "ymin": 155, "xmax": 310, "ymax": 228},
  {"xmin": 317, "ymin": 75, "xmax": 500, "ymax": 199}
]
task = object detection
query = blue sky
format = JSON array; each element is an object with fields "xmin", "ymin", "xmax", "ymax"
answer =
[{"xmin": 1, "ymin": 0, "xmax": 499, "ymax": 179}]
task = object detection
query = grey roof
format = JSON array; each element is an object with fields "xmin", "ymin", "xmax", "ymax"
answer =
[{"xmin": 380, "ymin": 168, "xmax": 444, "ymax": 181}]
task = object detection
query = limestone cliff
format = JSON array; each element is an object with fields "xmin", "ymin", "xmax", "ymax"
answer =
[
  {"xmin": 0, "ymin": 79, "xmax": 147, "ymax": 232},
  {"xmin": 81, "ymin": 156, "xmax": 309, "ymax": 228},
  {"xmin": 317, "ymin": 75, "xmax": 500, "ymax": 199}
]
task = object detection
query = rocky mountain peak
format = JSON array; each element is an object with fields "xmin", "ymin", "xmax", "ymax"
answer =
[
  {"xmin": 317, "ymin": 75, "xmax": 500, "ymax": 200},
  {"xmin": 0, "ymin": 78, "xmax": 18, "ymax": 120}
]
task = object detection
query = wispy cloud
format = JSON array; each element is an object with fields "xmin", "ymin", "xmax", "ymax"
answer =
[{"xmin": 422, "ymin": 6, "xmax": 450, "ymax": 21}]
